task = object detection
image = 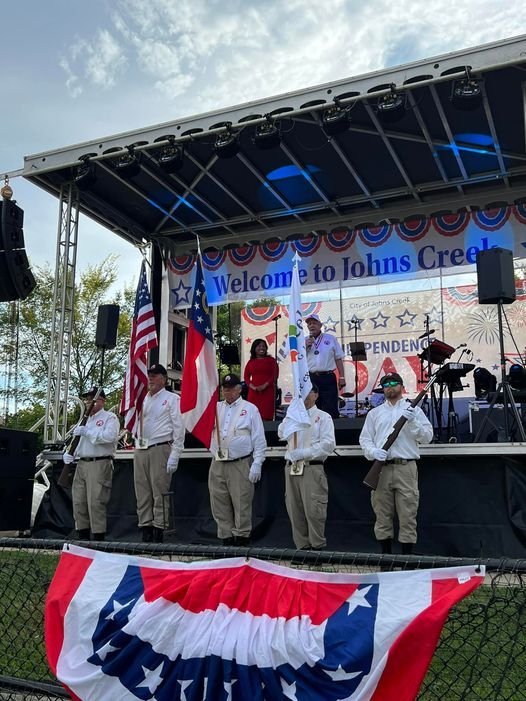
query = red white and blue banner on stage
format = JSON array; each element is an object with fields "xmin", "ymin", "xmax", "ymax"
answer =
[
  {"xmin": 45, "ymin": 545, "xmax": 484, "ymax": 700},
  {"xmin": 167, "ymin": 205, "xmax": 526, "ymax": 307}
]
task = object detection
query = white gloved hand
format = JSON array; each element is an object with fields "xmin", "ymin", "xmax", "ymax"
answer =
[
  {"xmin": 372, "ymin": 448, "xmax": 388, "ymax": 462},
  {"xmin": 166, "ymin": 455, "xmax": 179, "ymax": 474},
  {"xmin": 63, "ymin": 453, "xmax": 75, "ymax": 465},
  {"xmin": 401, "ymin": 406, "xmax": 417, "ymax": 422},
  {"xmin": 73, "ymin": 425, "xmax": 87, "ymax": 437},
  {"xmin": 289, "ymin": 448, "xmax": 307, "ymax": 462},
  {"xmin": 248, "ymin": 464, "xmax": 262, "ymax": 483}
]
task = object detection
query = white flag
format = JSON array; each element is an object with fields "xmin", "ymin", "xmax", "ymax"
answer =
[{"xmin": 280, "ymin": 254, "xmax": 312, "ymax": 441}]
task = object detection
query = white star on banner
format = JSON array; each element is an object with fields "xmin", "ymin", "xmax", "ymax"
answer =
[
  {"xmin": 346, "ymin": 585, "xmax": 373, "ymax": 615},
  {"xmin": 95, "ymin": 641, "xmax": 120, "ymax": 661},
  {"xmin": 281, "ymin": 678, "xmax": 298, "ymax": 700},
  {"xmin": 105, "ymin": 598, "xmax": 134, "ymax": 621},
  {"xmin": 224, "ymin": 679, "xmax": 237, "ymax": 700},
  {"xmin": 137, "ymin": 661, "xmax": 164, "ymax": 694},
  {"xmin": 324, "ymin": 664, "xmax": 362, "ymax": 682},
  {"xmin": 178, "ymin": 679, "xmax": 193, "ymax": 701}
]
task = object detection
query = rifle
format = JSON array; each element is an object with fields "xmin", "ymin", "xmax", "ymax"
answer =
[
  {"xmin": 362, "ymin": 372, "xmax": 438, "ymax": 490},
  {"xmin": 57, "ymin": 388, "xmax": 102, "ymax": 489}
]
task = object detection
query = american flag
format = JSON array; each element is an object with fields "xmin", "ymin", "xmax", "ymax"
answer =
[
  {"xmin": 180, "ymin": 256, "xmax": 219, "ymax": 448},
  {"xmin": 46, "ymin": 545, "xmax": 484, "ymax": 701},
  {"xmin": 119, "ymin": 261, "xmax": 158, "ymax": 433}
]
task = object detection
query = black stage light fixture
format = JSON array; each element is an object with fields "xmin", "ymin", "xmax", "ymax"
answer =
[
  {"xmin": 321, "ymin": 105, "xmax": 350, "ymax": 136},
  {"xmin": 214, "ymin": 128, "xmax": 239, "ymax": 158},
  {"xmin": 253, "ymin": 118, "xmax": 281, "ymax": 149},
  {"xmin": 508, "ymin": 364, "xmax": 526, "ymax": 390},
  {"xmin": 450, "ymin": 76, "xmax": 482, "ymax": 110},
  {"xmin": 376, "ymin": 85, "xmax": 406, "ymax": 122},
  {"xmin": 74, "ymin": 154, "xmax": 97, "ymax": 189},
  {"xmin": 114, "ymin": 146, "xmax": 141, "ymax": 177},
  {"xmin": 155, "ymin": 136, "xmax": 184, "ymax": 173},
  {"xmin": 473, "ymin": 367, "xmax": 497, "ymax": 400}
]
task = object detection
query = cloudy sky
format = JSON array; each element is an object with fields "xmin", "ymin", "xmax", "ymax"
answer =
[{"xmin": 2, "ymin": 0, "xmax": 524, "ymax": 290}]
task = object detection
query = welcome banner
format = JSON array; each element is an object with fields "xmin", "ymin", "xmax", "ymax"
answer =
[{"xmin": 168, "ymin": 206, "xmax": 526, "ymax": 307}]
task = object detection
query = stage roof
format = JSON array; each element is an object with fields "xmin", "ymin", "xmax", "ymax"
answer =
[{"xmin": 23, "ymin": 34, "xmax": 526, "ymax": 257}]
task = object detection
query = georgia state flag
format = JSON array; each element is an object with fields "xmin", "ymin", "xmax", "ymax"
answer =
[{"xmin": 45, "ymin": 546, "xmax": 483, "ymax": 701}]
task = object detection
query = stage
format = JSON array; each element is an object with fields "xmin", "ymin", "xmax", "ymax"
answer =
[{"xmin": 34, "ymin": 424, "xmax": 526, "ymax": 559}]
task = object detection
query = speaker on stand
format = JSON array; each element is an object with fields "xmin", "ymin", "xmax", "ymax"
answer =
[
  {"xmin": 95, "ymin": 304, "xmax": 120, "ymax": 388},
  {"xmin": 0, "ymin": 200, "xmax": 36, "ymax": 302}
]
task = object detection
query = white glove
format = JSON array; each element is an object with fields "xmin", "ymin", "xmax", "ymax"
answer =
[
  {"xmin": 63, "ymin": 453, "xmax": 75, "ymax": 465},
  {"xmin": 401, "ymin": 406, "xmax": 417, "ymax": 422},
  {"xmin": 166, "ymin": 455, "xmax": 179, "ymax": 474},
  {"xmin": 289, "ymin": 448, "xmax": 307, "ymax": 462},
  {"xmin": 248, "ymin": 464, "xmax": 262, "ymax": 483},
  {"xmin": 73, "ymin": 425, "xmax": 87, "ymax": 437},
  {"xmin": 372, "ymin": 448, "xmax": 388, "ymax": 462}
]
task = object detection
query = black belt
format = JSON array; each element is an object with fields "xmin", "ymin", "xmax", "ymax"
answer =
[
  {"xmin": 224, "ymin": 454, "xmax": 252, "ymax": 463},
  {"xmin": 310, "ymin": 371, "xmax": 335, "ymax": 376},
  {"xmin": 147, "ymin": 441, "xmax": 172, "ymax": 449},
  {"xmin": 385, "ymin": 458, "xmax": 410, "ymax": 465},
  {"xmin": 79, "ymin": 455, "xmax": 113, "ymax": 462}
]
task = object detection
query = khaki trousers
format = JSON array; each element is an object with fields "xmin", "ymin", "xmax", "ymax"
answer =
[
  {"xmin": 133, "ymin": 443, "xmax": 172, "ymax": 530},
  {"xmin": 371, "ymin": 460, "xmax": 419, "ymax": 543},
  {"xmin": 284, "ymin": 463, "xmax": 328, "ymax": 549},
  {"xmin": 72, "ymin": 459, "xmax": 113, "ymax": 533},
  {"xmin": 208, "ymin": 456, "xmax": 254, "ymax": 539}
]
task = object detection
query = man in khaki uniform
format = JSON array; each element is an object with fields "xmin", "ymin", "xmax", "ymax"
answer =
[
  {"xmin": 63, "ymin": 387, "xmax": 119, "ymax": 541},
  {"xmin": 359, "ymin": 372, "xmax": 433, "ymax": 555},
  {"xmin": 278, "ymin": 384, "xmax": 336, "ymax": 550},
  {"xmin": 209, "ymin": 374, "xmax": 267, "ymax": 546}
]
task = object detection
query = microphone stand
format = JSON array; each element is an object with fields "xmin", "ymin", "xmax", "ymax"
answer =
[
  {"xmin": 420, "ymin": 315, "xmax": 439, "ymax": 441},
  {"xmin": 272, "ymin": 314, "xmax": 281, "ymax": 420}
]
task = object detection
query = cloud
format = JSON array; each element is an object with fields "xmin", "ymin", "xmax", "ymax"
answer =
[
  {"xmin": 61, "ymin": 29, "xmax": 127, "ymax": 94},
  {"xmin": 59, "ymin": 57, "xmax": 83, "ymax": 99}
]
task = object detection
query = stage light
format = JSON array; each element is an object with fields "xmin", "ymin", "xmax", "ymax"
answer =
[
  {"xmin": 253, "ymin": 119, "xmax": 281, "ymax": 149},
  {"xmin": 508, "ymin": 364, "xmax": 526, "ymax": 390},
  {"xmin": 473, "ymin": 367, "xmax": 497, "ymax": 399},
  {"xmin": 321, "ymin": 106, "xmax": 350, "ymax": 136},
  {"xmin": 214, "ymin": 128, "xmax": 239, "ymax": 158},
  {"xmin": 376, "ymin": 85, "xmax": 406, "ymax": 122},
  {"xmin": 154, "ymin": 136, "xmax": 184, "ymax": 172},
  {"xmin": 450, "ymin": 77, "xmax": 482, "ymax": 110},
  {"xmin": 114, "ymin": 147, "xmax": 141, "ymax": 177},
  {"xmin": 74, "ymin": 154, "xmax": 97, "ymax": 190}
]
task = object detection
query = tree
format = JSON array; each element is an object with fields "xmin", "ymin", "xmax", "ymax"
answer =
[{"xmin": 0, "ymin": 255, "xmax": 134, "ymax": 429}]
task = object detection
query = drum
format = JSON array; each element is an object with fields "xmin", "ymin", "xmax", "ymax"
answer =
[{"xmin": 418, "ymin": 339, "xmax": 455, "ymax": 365}]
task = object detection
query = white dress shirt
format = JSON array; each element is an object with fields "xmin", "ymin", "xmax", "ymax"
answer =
[
  {"xmin": 359, "ymin": 398, "xmax": 433, "ymax": 461},
  {"xmin": 278, "ymin": 405, "xmax": 336, "ymax": 462},
  {"xmin": 307, "ymin": 333, "xmax": 344, "ymax": 373},
  {"xmin": 75, "ymin": 408, "xmax": 120, "ymax": 459},
  {"xmin": 139, "ymin": 388, "xmax": 185, "ymax": 462},
  {"xmin": 211, "ymin": 398, "xmax": 267, "ymax": 470}
]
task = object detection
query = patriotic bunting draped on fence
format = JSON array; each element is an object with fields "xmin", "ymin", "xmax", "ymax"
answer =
[
  {"xmin": 180, "ymin": 256, "xmax": 219, "ymax": 449},
  {"xmin": 119, "ymin": 261, "xmax": 158, "ymax": 434},
  {"xmin": 45, "ymin": 546, "xmax": 484, "ymax": 701}
]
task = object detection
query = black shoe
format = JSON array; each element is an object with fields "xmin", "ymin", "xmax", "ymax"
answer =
[
  {"xmin": 77, "ymin": 529, "xmax": 90, "ymax": 540},
  {"xmin": 379, "ymin": 538, "xmax": 392, "ymax": 554},
  {"xmin": 92, "ymin": 532, "xmax": 105, "ymax": 541},
  {"xmin": 234, "ymin": 536, "xmax": 251, "ymax": 546},
  {"xmin": 222, "ymin": 537, "xmax": 235, "ymax": 546},
  {"xmin": 401, "ymin": 542, "xmax": 414, "ymax": 555},
  {"xmin": 153, "ymin": 527, "xmax": 164, "ymax": 543},
  {"xmin": 141, "ymin": 526, "xmax": 154, "ymax": 543}
]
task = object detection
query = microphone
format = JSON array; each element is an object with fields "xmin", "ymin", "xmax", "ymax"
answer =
[{"xmin": 272, "ymin": 314, "xmax": 282, "ymax": 321}]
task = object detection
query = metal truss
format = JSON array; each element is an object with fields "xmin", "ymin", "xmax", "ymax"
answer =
[{"xmin": 44, "ymin": 184, "xmax": 79, "ymax": 445}]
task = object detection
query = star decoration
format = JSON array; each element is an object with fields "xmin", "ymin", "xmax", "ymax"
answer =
[
  {"xmin": 370, "ymin": 310, "xmax": 390, "ymax": 329},
  {"xmin": 171, "ymin": 279, "xmax": 192, "ymax": 306},
  {"xmin": 105, "ymin": 598, "xmax": 135, "ymax": 621},
  {"xmin": 137, "ymin": 661, "xmax": 165, "ymax": 694},
  {"xmin": 95, "ymin": 640, "xmax": 120, "ymax": 662},
  {"xmin": 324, "ymin": 664, "xmax": 362, "ymax": 682},
  {"xmin": 324, "ymin": 315, "xmax": 340, "ymax": 333},
  {"xmin": 179, "ymin": 679, "xmax": 193, "ymax": 701},
  {"xmin": 346, "ymin": 315, "xmax": 364, "ymax": 332},
  {"xmin": 224, "ymin": 679, "xmax": 237, "ymax": 700},
  {"xmin": 396, "ymin": 309, "xmax": 417, "ymax": 327},
  {"xmin": 281, "ymin": 678, "xmax": 298, "ymax": 700},
  {"xmin": 425, "ymin": 305, "xmax": 443, "ymax": 326},
  {"xmin": 346, "ymin": 585, "xmax": 373, "ymax": 615},
  {"xmin": 245, "ymin": 337, "xmax": 252, "ymax": 344}
]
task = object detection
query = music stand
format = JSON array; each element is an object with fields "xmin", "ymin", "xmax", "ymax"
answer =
[
  {"xmin": 474, "ymin": 301, "xmax": 526, "ymax": 442},
  {"xmin": 349, "ymin": 341, "xmax": 366, "ymax": 417}
]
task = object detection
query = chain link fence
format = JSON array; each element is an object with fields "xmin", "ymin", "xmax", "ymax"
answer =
[{"xmin": 0, "ymin": 538, "xmax": 524, "ymax": 700}]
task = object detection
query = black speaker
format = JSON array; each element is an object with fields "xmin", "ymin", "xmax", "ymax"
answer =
[
  {"xmin": 220, "ymin": 344, "xmax": 240, "ymax": 365},
  {"xmin": 0, "ymin": 249, "xmax": 36, "ymax": 302},
  {"xmin": 0, "ymin": 428, "xmax": 38, "ymax": 531},
  {"xmin": 0, "ymin": 200, "xmax": 25, "ymax": 250},
  {"xmin": 476, "ymin": 248, "xmax": 515, "ymax": 304},
  {"xmin": 95, "ymin": 304, "xmax": 120, "ymax": 349}
]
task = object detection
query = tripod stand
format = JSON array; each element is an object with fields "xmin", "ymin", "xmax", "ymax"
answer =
[
  {"xmin": 349, "ymin": 319, "xmax": 366, "ymax": 416},
  {"xmin": 474, "ymin": 301, "xmax": 526, "ymax": 442}
]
